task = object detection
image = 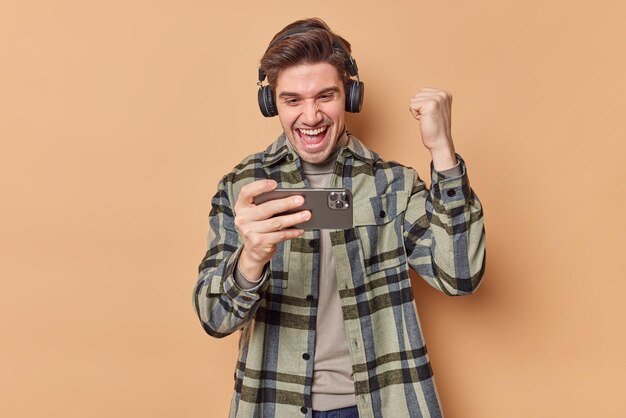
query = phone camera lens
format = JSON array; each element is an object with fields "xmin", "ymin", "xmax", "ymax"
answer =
[
  {"xmin": 329, "ymin": 193, "xmax": 338, "ymax": 201},
  {"xmin": 335, "ymin": 201, "xmax": 344, "ymax": 209}
]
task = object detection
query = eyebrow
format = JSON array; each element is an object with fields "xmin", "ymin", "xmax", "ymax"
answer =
[{"xmin": 278, "ymin": 87, "xmax": 341, "ymax": 99}]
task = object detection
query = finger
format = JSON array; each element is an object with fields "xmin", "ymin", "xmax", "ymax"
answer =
[
  {"xmin": 255, "ymin": 195, "xmax": 305, "ymax": 220},
  {"xmin": 410, "ymin": 93, "xmax": 444, "ymax": 103},
  {"xmin": 409, "ymin": 99, "xmax": 438, "ymax": 114},
  {"xmin": 254, "ymin": 210, "xmax": 311, "ymax": 233},
  {"xmin": 249, "ymin": 228, "xmax": 306, "ymax": 250},
  {"xmin": 409, "ymin": 98, "xmax": 432, "ymax": 108},
  {"xmin": 238, "ymin": 179, "xmax": 277, "ymax": 206},
  {"xmin": 236, "ymin": 195, "xmax": 306, "ymax": 232},
  {"xmin": 266, "ymin": 228, "xmax": 306, "ymax": 244},
  {"xmin": 410, "ymin": 95, "xmax": 450, "ymax": 108}
]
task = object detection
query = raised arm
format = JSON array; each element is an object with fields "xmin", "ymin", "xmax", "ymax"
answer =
[{"xmin": 404, "ymin": 87, "xmax": 486, "ymax": 295}]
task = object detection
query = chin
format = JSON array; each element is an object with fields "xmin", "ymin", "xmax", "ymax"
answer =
[{"xmin": 300, "ymin": 152, "xmax": 329, "ymax": 164}]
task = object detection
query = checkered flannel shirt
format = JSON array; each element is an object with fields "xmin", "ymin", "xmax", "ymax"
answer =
[{"xmin": 193, "ymin": 132, "xmax": 486, "ymax": 418}]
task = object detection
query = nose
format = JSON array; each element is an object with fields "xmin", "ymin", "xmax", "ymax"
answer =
[{"xmin": 301, "ymin": 99, "xmax": 323, "ymax": 125}]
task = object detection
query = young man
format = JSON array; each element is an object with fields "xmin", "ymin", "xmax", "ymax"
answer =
[{"xmin": 193, "ymin": 18, "xmax": 486, "ymax": 418}]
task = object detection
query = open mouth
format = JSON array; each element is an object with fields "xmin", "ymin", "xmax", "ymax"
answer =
[{"xmin": 296, "ymin": 126, "xmax": 329, "ymax": 150}]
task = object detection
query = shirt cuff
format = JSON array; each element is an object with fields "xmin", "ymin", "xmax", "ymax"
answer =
[
  {"xmin": 430, "ymin": 153, "xmax": 472, "ymax": 212},
  {"xmin": 434, "ymin": 160, "xmax": 462, "ymax": 178},
  {"xmin": 234, "ymin": 263, "xmax": 269, "ymax": 291},
  {"xmin": 232, "ymin": 248, "xmax": 270, "ymax": 291},
  {"xmin": 220, "ymin": 246, "xmax": 270, "ymax": 310}
]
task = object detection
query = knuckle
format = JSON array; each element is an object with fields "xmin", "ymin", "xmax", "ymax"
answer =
[
  {"xmin": 259, "ymin": 204, "xmax": 272, "ymax": 219},
  {"xmin": 239, "ymin": 184, "xmax": 250, "ymax": 197}
]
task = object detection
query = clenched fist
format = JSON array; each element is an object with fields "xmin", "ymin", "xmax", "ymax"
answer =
[{"xmin": 409, "ymin": 87, "xmax": 458, "ymax": 171}]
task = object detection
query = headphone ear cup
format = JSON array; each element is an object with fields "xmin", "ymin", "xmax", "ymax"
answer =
[
  {"xmin": 258, "ymin": 86, "xmax": 278, "ymax": 117},
  {"xmin": 345, "ymin": 80, "xmax": 364, "ymax": 113}
]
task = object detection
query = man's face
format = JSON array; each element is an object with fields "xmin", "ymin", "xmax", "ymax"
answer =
[{"xmin": 274, "ymin": 62, "xmax": 346, "ymax": 164}]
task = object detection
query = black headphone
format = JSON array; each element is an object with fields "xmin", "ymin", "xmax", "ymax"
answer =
[{"xmin": 257, "ymin": 28, "xmax": 364, "ymax": 118}]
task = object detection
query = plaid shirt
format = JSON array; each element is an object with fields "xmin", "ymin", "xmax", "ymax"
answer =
[{"xmin": 193, "ymin": 132, "xmax": 486, "ymax": 418}]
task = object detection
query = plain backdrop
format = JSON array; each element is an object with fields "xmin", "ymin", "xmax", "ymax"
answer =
[{"xmin": 1, "ymin": 1, "xmax": 625, "ymax": 417}]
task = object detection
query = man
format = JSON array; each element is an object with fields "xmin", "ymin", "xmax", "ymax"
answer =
[{"xmin": 193, "ymin": 18, "xmax": 486, "ymax": 418}]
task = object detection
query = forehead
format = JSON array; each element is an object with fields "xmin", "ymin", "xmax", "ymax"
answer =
[{"xmin": 275, "ymin": 62, "xmax": 343, "ymax": 95}]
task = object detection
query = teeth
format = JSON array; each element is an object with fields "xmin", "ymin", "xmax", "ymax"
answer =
[{"xmin": 299, "ymin": 127, "xmax": 327, "ymax": 136}]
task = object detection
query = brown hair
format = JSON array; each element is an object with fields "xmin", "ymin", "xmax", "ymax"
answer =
[{"xmin": 260, "ymin": 18, "xmax": 352, "ymax": 90}]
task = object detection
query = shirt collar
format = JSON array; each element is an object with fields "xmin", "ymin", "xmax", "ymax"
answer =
[
  {"xmin": 261, "ymin": 133, "xmax": 292, "ymax": 168},
  {"xmin": 341, "ymin": 132, "xmax": 376, "ymax": 166}
]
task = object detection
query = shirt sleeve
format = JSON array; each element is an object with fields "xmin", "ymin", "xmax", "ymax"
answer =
[
  {"xmin": 234, "ymin": 261, "xmax": 269, "ymax": 291},
  {"xmin": 192, "ymin": 176, "xmax": 270, "ymax": 338},
  {"xmin": 403, "ymin": 153, "xmax": 486, "ymax": 295}
]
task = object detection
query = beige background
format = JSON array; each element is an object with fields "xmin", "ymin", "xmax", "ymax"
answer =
[{"xmin": 1, "ymin": 0, "xmax": 625, "ymax": 417}]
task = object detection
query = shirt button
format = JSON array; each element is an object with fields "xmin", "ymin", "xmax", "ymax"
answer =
[
  {"xmin": 447, "ymin": 189, "xmax": 456, "ymax": 197},
  {"xmin": 306, "ymin": 295, "xmax": 314, "ymax": 302},
  {"xmin": 379, "ymin": 210, "xmax": 386, "ymax": 218},
  {"xmin": 302, "ymin": 353, "xmax": 310, "ymax": 360},
  {"xmin": 300, "ymin": 406, "xmax": 308, "ymax": 414},
  {"xmin": 286, "ymin": 153, "xmax": 293, "ymax": 161},
  {"xmin": 308, "ymin": 240, "xmax": 317, "ymax": 248}
]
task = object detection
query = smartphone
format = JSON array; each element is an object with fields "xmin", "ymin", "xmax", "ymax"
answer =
[{"xmin": 254, "ymin": 188, "xmax": 353, "ymax": 230}]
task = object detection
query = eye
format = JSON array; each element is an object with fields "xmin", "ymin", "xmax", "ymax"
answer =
[
  {"xmin": 285, "ymin": 98, "xmax": 300, "ymax": 106},
  {"xmin": 319, "ymin": 93, "xmax": 334, "ymax": 101}
]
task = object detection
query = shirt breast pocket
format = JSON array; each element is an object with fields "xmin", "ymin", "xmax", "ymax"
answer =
[{"xmin": 353, "ymin": 191, "xmax": 409, "ymax": 275}]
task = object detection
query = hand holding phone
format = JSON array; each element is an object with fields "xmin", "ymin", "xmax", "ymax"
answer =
[{"xmin": 233, "ymin": 180, "xmax": 309, "ymax": 280}]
